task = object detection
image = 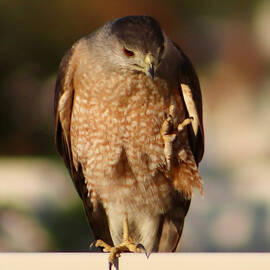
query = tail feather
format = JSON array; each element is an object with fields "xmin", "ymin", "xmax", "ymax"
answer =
[{"xmin": 157, "ymin": 194, "xmax": 191, "ymax": 252}]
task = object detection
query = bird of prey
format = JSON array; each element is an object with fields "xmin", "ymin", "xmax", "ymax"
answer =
[{"xmin": 54, "ymin": 15, "xmax": 204, "ymax": 265}]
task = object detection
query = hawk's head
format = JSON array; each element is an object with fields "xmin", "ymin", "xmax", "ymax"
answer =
[{"xmin": 103, "ymin": 16, "xmax": 166, "ymax": 79}]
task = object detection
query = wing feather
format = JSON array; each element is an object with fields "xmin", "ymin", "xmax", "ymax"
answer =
[
  {"xmin": 158, "ymin": 43, "xmax": 204, "ymax": 251},
  {"xmin": 173, "ymin": 42, "xmax": 204, "ymax": 164},
  {"xmin": 54, "ymin": 41, "xmax": 113, "ymax": 246},
  {"xmin": 54, "ymin": 41, "xmax": 81, "ymax": 189}
]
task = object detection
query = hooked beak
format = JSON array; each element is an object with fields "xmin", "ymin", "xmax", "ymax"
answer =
[{"xmin": 144, "ymin": 53, "xmax": 155, "ymax": 79}]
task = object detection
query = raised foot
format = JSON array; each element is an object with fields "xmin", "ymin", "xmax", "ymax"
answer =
[
  {"xmin": 161, "ymin": 104, "xmax": 193, "ymax": 171},
  {"xmin": 178, "ymin": 117, "xmax": 193, "ymax": 131}
]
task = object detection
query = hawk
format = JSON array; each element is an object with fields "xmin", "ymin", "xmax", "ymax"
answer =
[{"xmin": 54, "ymin": 15, "xmax": 204, "ymax": 264}]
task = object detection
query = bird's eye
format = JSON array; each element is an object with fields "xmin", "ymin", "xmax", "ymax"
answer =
[{"xmin": 123, "ymin": 47, "xmax": 134, "ymax": 57}]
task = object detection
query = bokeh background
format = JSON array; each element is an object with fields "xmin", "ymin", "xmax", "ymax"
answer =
[{"xmin": 1, "ymin": 0, "xmax": 270, "ymax": 252}]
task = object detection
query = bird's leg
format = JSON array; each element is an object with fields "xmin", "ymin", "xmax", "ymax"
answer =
[
  {"xmin": 118, "ymin": 216, "xmax": 143, "ymax": 252},
  {"xmin": 161, "ymin": 105, "xmax": 177, "ymax": 171},
  {"xmin": 161, "ymin": 105, "xmax": 193, "ymax": 171},
  {"xmin": 95, "ymin": 215, "xmax": 145, "ymax": 269}
]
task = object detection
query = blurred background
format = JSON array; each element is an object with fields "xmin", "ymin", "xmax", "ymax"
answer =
[{"xmin": 0, "ymin": 0, "xmax": 270, "ymax": 252}]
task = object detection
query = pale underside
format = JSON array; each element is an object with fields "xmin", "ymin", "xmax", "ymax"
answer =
[
  {"xmin": 69, "ymin": 57, "xmax": 201, "ymax": 250},
  {"xmin": 55, "ymin": 31, "xmax": 204, "ymax": 254}
]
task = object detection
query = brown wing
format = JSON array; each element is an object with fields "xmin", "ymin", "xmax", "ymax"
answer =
[
  {"xmin": 157, "ymin": 44, "xmax": 204, "ymax": 252},
  {"xmin": 173, "ymin": 42, "xmax": 204, "ymax": 165},
  {"xmin": 157, "ymin": 193, "xmax": 191, "ymax": 252},
  {"xmin": 54, "ymin": 40, "xmax": 113, "ymax": 247}
]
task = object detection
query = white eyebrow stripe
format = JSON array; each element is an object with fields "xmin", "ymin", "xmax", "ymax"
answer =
[{"xmin": 181, "ymin": 83, "xmax": 199, "ymax": 136}]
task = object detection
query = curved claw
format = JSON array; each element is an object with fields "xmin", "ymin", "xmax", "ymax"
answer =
[
  {"xmin": 95, "ymin": 216, "xmax": 146, "ymax": 269},
  {"xmin": 89, "ymin": 240, "xmax": 96, "ymax": 249},
  {"xmin": 136, "ymin": 243, "xmax": 150, "ymax": 258}
]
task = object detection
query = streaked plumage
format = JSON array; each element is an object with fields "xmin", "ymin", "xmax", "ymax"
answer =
[{"xmin": 54, "ymin": 15, "xmax": 204, "ymax": 253}]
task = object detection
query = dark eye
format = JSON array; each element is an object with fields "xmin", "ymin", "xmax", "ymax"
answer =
[{"xmin": 123, "ymin": 47, "xmax": 134, "ymax": 57}]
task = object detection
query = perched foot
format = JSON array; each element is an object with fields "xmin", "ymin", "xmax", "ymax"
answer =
[
  {"xmin": 95, "ymin": 239, "xmax": 143, "ymax": 269},
  {"xmin": 161, "ymin": 104, "xmax": 193, "ymax": 171},
  {"xmin": 94, "ymin": 216, "xmax": 146, "ymax": 270}
]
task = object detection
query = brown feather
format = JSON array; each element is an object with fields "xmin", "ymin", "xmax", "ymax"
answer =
[
  {"xmin": 54, "ymin": 17, "xmax": 204, "ymax": 254},
  {"xmin": 156, "ymin": 44, "xmax": 204, "ymax": 251},
  {"xmin": 173, "ymin": 42, "xmax": 204, "ymax": 164},
  {"xmin": 158, "ymin": 192, "xmax": 191, "ymax": 251},
  {"xmin": 54, "ymin": 40, "xmax": 113, "ymax": 246}
]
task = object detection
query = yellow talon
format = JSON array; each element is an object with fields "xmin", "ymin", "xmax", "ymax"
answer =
[
  {"xmin": 161, "ymin": 104, "xmax": 194, "ymax": 173},
  {"xmin": 169, "ymin": 104, "xmax": 176, "ymax": 117},
  {"xmin": 94, "ymin": 216, "xmax": 145, "ymax": 269},
  {"xmin": 178, "ymin": 117, "xmax": 193, "ymax": 132}
]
